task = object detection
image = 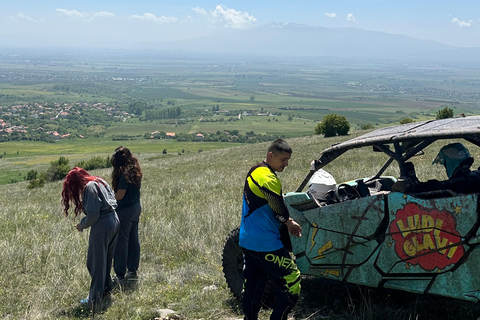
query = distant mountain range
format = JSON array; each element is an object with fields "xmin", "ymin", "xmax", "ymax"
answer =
[{"xmin": 155, "ymin": 23, "xmax": 480, "ymax": 66}]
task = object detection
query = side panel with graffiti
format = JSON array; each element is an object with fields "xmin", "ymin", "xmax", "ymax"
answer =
[
  {"xmin": 286, "ymin": 190, "xmax": 480, "ymax": 301},
  {"xmin": 287, "ymin": 193, "xmax": 386, "ymax": 286},
  {"xmin": 376, "ymin": 192, "xmax": 480, "ymax": 300}
]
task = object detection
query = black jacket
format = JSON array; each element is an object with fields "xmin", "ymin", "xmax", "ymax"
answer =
[{"xmin": 412, "ymin": 169, "xmax": 480, "ymax": 194}]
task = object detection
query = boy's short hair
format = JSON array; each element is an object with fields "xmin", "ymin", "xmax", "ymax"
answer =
[{"xmin": 268, "ymin": 139, "xmax": 292, "ymax": 154}]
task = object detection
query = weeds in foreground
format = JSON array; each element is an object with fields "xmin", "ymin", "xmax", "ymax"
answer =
[
  {"xmin": 290, "ymin": 277, "xmax": 480, "ymax": 320},
  {"xmin": 2, "ymin": 136, "xmax": 480, "ymax": 319}
]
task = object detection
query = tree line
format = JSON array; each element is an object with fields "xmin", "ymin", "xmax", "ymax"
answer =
[
  {"xmin": 315, "ymin": 106, "xmax": 455, "ymax": 138},
  {"xmin": 25, "ymin": 156, "xmax": 111, "ymax": 189}
]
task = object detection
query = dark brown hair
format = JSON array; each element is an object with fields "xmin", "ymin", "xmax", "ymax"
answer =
[
  {"xmin": 267, "ymin": 139, "xmax": 292, "ymax": 155},
  {"xmin": 110, "ymin": 146, "xmax": 143, "ymax": 191}
]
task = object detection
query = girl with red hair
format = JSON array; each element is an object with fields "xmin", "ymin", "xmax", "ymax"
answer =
[{"xmin": 62, "ymin": 167, "xmax": 119, "ymax": 312}]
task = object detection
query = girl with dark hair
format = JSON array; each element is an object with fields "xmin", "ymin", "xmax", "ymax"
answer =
[
  {"xmin": 110, "ymin": 146, "xmax": 143, "ymax": 286},
  {"xmin": 61, "ymin": 167, "xmax": 119, "ymax": 312}
]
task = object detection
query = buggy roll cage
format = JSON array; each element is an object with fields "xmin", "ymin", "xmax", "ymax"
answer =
[{"xmin": 296, "ymin": 116, "xmax": 480, "ymax": 192}]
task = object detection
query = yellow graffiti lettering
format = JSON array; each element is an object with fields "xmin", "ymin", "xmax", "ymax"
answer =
[
  {"xmin": 397, "ymin": 214, "xmax": 420, "ymax": 237},
  {"xmin": 397, "ymin": 214, "xmax": 462, "ymax": 260},
  {"xmin": 402, "ymin": 226, "xmax": 460, "ymax": 259},
  {"xmin": 447, "ymin": 243, "xmax": 459, "ymax": 259},
  {"xmin": 435, "ymin": 236, "xmax": 449, "ymax": 254},
  {"xmin": 397, "ymin": 214, "xmax": 439, "ymax": 237},
  {"xmin": 397, "ymin": 220, "xmax": 409, "ymax": 237},
  {"xmin": 433, "ymin": 219, "xmax": 443, "ymax": 237},
  {"xmin": 433, "ymin": 219, "xmax": 448, "ymax": 254},
  {"xmin": 423, "ymin": 234, "xmax": 436, "ymax": 251},
  {"xmin": 313, "ymin": 241, "xmax": 333, "ymax": 260},
  {"xmin": 310, "ymin": 223, "xmax": 319, "ymax": 252},
  {"xmin": 422, "ymin": 215, "xmax": 434, "ymax": 233},
  {"xmin": 408, "ymin": 214, "xmax": 420, "ymax": 232},
  {"xmin": 404, "ymin": 234, "xmax": 438, "ymax": 257},
  {"xmin": 321, "ymin": 269, "xmax": 340, "ymax": 277},
  {"xmin": 412, "ymin": 234, "xmax": 435, "ymax": 252},
  {"xmin": 403, "ymin": 238, "xmax": 416, "ymax": 256}
]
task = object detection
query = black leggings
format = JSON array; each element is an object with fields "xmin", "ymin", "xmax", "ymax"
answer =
[{"xmin": 242, "ymin": 247, "xmax": 301, "ymax": 320}]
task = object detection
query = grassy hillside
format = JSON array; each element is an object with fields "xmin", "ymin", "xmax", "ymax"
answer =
[
  {"xmin": 2, "ymin": 134, "xmax": 480, "ymax": 320},
  {"xmin": 0, "ymin": 139, "xmax": 244, "ymax": 185}
]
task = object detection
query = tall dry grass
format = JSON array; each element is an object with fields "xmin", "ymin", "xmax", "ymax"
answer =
[
  {"xmin": 2, "ymin": 134, "xmax": 480, "ymax": 319},
  {"xmin": 0, "ymin": 140, "xmax": 278, "ymax": 320}
]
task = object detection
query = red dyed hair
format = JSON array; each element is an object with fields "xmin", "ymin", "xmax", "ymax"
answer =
[{"xmin": 61, "ymin": 167, "xmax": 105, "ymax": 217}]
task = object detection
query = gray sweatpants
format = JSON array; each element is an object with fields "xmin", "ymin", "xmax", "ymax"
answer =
[{"xmin": 87, "ymin": 211, "xmax": 119, "ymax": 308}]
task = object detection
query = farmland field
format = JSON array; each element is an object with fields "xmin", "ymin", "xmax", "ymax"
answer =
[
  {"xmin": 2, "ymin": 49, "xmax": 480, "ymax": 319},
  {"xmin": 1, "ymin": 49, "xmax": 480, "ymax": 186}
]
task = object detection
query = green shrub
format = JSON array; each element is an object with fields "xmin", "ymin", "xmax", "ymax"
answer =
[
  {"xmin": 26, "ymin": 169, "xmax": 38, "ymax": 181},
  {"xmin": 27, "ymin": 173, "xmax": 46, "ymax": 189},
  {"xmin": 400, "ymin": 117, "xmax": 414, "ymax": 124},
  {"xmin": 315, "ymin": 114, "xmax": 350, "ymax": 137},
  {"xmin": 75, "ymin": 156, "xmax": 112, "ymax": 171},
  {"xmin": 436, "ymin": 106, "xmax": 454, "ymax": 119},
  {"xmin": 45, "ymin": 157, "xmax": 71, "ymax": 182},
  {"xmin": 360, "ymin": 123, "xmax": 374, "ymax": 130}
]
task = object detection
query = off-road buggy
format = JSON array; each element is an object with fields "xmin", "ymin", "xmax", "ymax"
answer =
[{"xmin": 222, "ymin": 115, "xmax": 480, "ymax": 303}]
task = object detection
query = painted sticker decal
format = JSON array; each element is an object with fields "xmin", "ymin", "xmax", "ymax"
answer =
[{"xmin": 390, "ymin": 202, "xmax": 464, "ymax": 271}]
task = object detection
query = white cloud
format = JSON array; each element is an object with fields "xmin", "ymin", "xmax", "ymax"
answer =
[
  {"xmin": 346, "ymin": 13, "xmax": 357, "ymax": 23},
  {"xmin": 56, "ymin": 9, "xmax": 115, "ymax": 22},
  {"xmin": 192, "ymin": 4, "xmax": 257, "ymax": 29},
  {"xmin": 56, "ymin": 9, "xmax": 87, "ymax": 21},
  {"xmin": 325, "ymin": 12, "xmax": 337, "ymax": 18},
  {"xmin": 94, "ymin": 11, "xmax": 115, "ymax": 18},
  {"xmin": 8, "ymin": 13, "xmax": 43, "ymax": 23},
  {"xmin": 451, "ymin": 18, "xmax": 473, "ymax": 27},
  {"xmin": 192, "ymin": 7, "xmax": 207, "ymax": 15},
  {"xmin": 130, "ymin": 13, "xmax": 178, "ymax": 23}
]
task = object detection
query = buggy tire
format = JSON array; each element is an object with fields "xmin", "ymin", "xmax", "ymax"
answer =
[
  {"xmin": 222, "ymin": 227, "xmax": 245, "ymax": 300},
  {"xmin": 222, "ymin": 227, "xmax": 275, "ymax": 308}
]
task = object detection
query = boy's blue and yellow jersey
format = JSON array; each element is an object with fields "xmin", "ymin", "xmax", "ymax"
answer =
[{"xmin": 239, "ymin": 161, "xmax": 290, "ymax": 252}]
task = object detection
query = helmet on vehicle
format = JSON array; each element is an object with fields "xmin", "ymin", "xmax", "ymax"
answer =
[
  {"xmin": 432, "ymin": 142, "xmax": 473, "ymax": 178},
  {"xmin": 308, "ymin": 169, "xmax": 337, "ymax": 200}
]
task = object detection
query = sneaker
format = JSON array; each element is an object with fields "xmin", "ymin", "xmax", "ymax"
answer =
[
  {"xmin": 112, "ymin": 275, "xmax": 126, "ymax": 287},
  {"xmin": 80, "ymin": 296, "xmax": 90, "ymax": 304},
  {"xmin": 125, "ymin": 271, "xmax": 138, "ymax": 280}
]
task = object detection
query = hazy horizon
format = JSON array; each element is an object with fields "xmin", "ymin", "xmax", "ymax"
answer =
[{"xmin": 2, "ymin": 0, "xmax": 480, "ymax": 51}]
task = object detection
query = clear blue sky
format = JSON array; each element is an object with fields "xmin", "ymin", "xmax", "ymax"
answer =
[{"xmin": 1, "ymin": 0, "xmax": 479, "ymax": 48}]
